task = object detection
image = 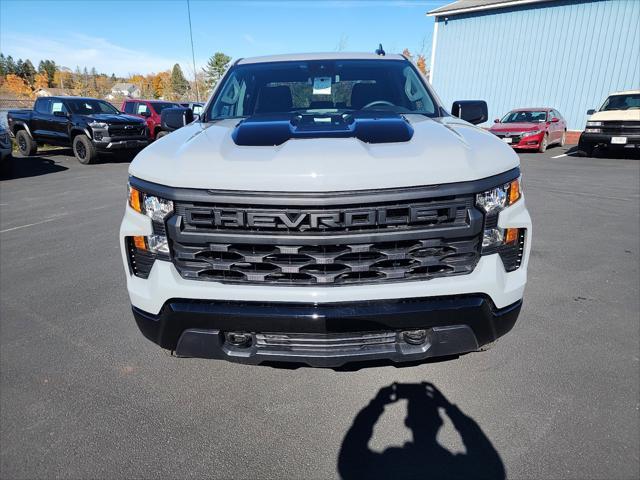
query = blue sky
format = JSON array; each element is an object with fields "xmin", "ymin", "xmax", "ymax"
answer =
[{"xmin": 0, "ymin": 0, "xmax": 447, "ymax": 78}]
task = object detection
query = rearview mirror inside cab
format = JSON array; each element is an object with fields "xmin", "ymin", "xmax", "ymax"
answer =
[{"xmin": 451, "ymin": 100, "xmax": 488, "ymax": 125}]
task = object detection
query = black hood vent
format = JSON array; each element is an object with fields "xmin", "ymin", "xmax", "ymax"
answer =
[{"xmin": 232, "ymin": 112, "xmax": 414, "ymax": 146}]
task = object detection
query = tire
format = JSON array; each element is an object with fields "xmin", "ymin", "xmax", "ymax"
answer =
[
  {"xmin": 16, "ymin": 130, "xmax": 37, "ymax": 157},
  {"xmin": 538, "ymin": 134, "xmax": 548, "ymax": 153},
  {"xmin": 577, "ymin": 139, "xmax": 594, "ymax": 157},
  {"xmin": 155, "ymin": 130, "xmax": 169, "ymax": 140},
  {"xmin": 559, "ymin": 131, "xmax": 566, "ymax": 147},
  {"xmin": 72, "ymin": 134, "xmax": 98, "ymax": 165}
]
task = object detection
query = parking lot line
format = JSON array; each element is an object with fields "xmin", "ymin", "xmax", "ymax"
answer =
[
  {"xmin": 551, "ymin": 153, "xmax": 568, "ymax": 158},
  {"xmin": 0, "ymin": 215, "xmax": 68, "ymax": 233}
]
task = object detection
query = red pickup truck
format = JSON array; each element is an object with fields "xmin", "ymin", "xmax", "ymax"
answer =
[{"xmin": 121, "ymin": 99, "xmax": 181, "ymax": 139}]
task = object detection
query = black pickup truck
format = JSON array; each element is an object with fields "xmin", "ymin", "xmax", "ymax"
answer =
[{"xmin": 7, "ymin": 96, "xmax": 148, "ymax": 164}]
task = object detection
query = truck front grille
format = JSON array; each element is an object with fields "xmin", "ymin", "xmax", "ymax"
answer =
[
  {"xmin": 162, "ymin": 186, "xmax": 485, "ymax": 286},
  {"xmin": 599, "ymin": 121, "xmax": 640, "ymax": 136},
  {"xmin": 109, "ymin": 125, "xmax": 146, "ymax": 137},
  {"xmin": 171, "ymin": 237, "xmax": 479, "ymax": 285}
]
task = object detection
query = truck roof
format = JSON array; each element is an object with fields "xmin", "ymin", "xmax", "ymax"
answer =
[
  {"xmin": 123, "ymin": 99, "xmax": 179, "ymax": 103},
  {"xmin": 237, "ymin": 52, "xmax": 405, "ymax": 65},
  {"xmin": 609, "ymin": 89, "xmax": 640, "ymax": 95},
  {"xmin": 37, "ymin": 96, "xmax": 105, "ymax": 102}
]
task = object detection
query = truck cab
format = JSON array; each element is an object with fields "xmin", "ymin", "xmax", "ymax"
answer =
[{"xmin": 121, "ymin": 99, "xmax": 182, "ymax": 140}]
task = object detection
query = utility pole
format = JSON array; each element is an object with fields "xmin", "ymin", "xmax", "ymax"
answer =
[{"xmin": 187, "ymin": 0, "xmax": 200, "ymax": 102}]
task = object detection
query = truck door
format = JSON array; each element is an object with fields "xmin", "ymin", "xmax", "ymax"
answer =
[
  {"xmin": 49, "ymin": 99, "xmax": 70, "ymax": 141},
  {"xmin": 32, "ymin": 98, "xmax": 55, "ymax": 140}
]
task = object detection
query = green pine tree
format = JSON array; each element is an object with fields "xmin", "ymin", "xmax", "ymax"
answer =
[
  {"xmin": 169, "ymin": 63, "xmax": 189, "ymax": 100},
  {"xmin": 203, "ymin": 52, "xmax": 231, "ymax": 91}
]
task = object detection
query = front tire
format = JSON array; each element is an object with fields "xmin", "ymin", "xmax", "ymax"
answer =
[
  {"xmin": 538, "ymin": 134, "xmax": 548, "ymax": 153},
  {"xmin": 16, "ymin": 130, "xmax": 37, "ymax": 157},
  {"xmin": 577, "ymin": 139, "xmax": 594, "ymax": 157},
  {"xmin": 72, "ymin": 134, "xmax": 98, "ymax": 165}
]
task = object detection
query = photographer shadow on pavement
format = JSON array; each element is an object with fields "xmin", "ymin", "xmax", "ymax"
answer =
[{"xmin": 338, "ymin": 382, "xmax": 505, "ymax": 480}]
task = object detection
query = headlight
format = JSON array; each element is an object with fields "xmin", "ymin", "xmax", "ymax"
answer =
[
  {"xmin": 476, "ymin": 177, "xmax": 526, "ymax": 271},
  {"xmin": 89, "ymin": 121, "xmax": 108, "ymax": 129},
  {"xmin": 128, "ymin": 184, "xmax": 174, "ymax": 221},
  {"xmin": 475, "ymin": 177, "xmax": 521, "ymax": 214},
  {"xmin": 586, "ymin": 121, "xmax": 602, "ymax": 127},
  {"xmin": 127, "ymin": 184, "xmax": 174, "ymax": 262},
  {"xmin": 521, "ymin": 129, "xmax": 542, "ymax": 137}
]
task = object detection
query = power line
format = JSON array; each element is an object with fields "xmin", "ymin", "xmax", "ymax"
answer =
[{"xmin": 187, "ymin": 0, "xmax": 200, "ymax": 102}]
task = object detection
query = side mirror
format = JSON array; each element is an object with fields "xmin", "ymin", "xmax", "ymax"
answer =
[
  {"xmin": 551, "ymin": 117, "xmax": 560, "ymax": 123},
  {"xmin": 587, "ymin": 109, "xmax": 596, "ymax": 115},
  {"xmin": 451, "ymin": 100, "xmax": 488, "ymax": 125},
  {"xmin": 493, "ymin": 118, "xmax": 500, "ymax": 123},
  {"xmin": 161, "ymin": 107, "xmax": 194, "ymax": 131},
  {"xmin": 139, "ymin": 110, "xmax": 151, "ymax": 117},
  {"xmin": 53, "ymin": 111, "xmax": 67, "ymax": 117}
]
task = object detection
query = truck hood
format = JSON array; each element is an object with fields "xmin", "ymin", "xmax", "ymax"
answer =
[
  {"xmin": 81, "ymin": 113, "xmax": 145, "ymax": 125},
  {"xmin": 588, "ymin": 110, "xmax": 640, "ymax": 122},
  {"xmin": 129, "ymin": 114, "xmax": 520, "ymax": 192}
]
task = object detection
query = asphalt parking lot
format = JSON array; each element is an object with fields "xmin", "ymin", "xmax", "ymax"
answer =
[{"xmin": 1, "ymin": 145, "xmax": 639, "ymax": 479}]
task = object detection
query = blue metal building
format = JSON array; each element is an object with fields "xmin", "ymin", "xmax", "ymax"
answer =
[{"xmin": 427, "ymin": 0, "xmax": 640, "ymax": 131}]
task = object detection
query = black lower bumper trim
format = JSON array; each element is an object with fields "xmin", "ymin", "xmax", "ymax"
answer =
[
  {"xmin": 579, "ymin": 132, "xmax": 640, "ymax": 148},
  {"xmin": 131, "ymin": 295, "xmax": 522, "ymax": 367}
]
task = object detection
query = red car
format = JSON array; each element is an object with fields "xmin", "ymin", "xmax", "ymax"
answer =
[
  {"xmin": 121, "ymin": 99, "xmax": 181, "ymax": 139},
  {"xmin": 489, "ymin": 108, "xmax": 567, "ymax": 153}
]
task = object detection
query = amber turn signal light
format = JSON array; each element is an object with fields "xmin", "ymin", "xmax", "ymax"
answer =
[
  {"xmin": 508, "ymin": 178, "xmax": 521, "ymax": 206},
  {"xmin": 133, "ymin": 235, "xmax": 147, "ymax": 251},
  {"xmin": 128, "ymin": 185, "xmax": 143, "ymax": 213},
  {"xmin": 504, "ymin": 228, "xmax": 519, "ymax": 244}
]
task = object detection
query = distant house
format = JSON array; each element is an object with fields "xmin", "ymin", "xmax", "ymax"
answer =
[
  {"xmin": 108, "ymin": 83, "xmax": 141, "ymax": 99},
  {"xmin": 35, "ymin": 87, "xmax": 80, "ymax": 97}
]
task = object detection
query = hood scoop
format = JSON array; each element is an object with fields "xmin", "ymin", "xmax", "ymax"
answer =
[{"xmin": 232, "ymin": 112, "xmax": 414, "ymax": 146}]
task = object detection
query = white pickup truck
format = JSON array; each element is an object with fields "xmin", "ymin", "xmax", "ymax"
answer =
[
  {"xmin": 119, "ymin": 52, "xmax": 532, "ymax": 367},
  {"xmin": 580, "ymin": 90, "xmax": 640, "ymax": 155}
]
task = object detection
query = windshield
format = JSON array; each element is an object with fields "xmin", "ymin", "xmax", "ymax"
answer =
[
  {"xmin": 501, "ymin": 110, "xmax": 547, "ymax": 123},
  {"xmin": 600, "ymin": 93, "xmax": 640, "ymax": 111},
  {"xmin": 207, "ymin": 59, "xmax": 437, "ymax": 120},
  {"xmin": 67, "ymin": 99, "xmax": 119, "ymax": 115},
  {"xmin": 152, "ymin": 102, "xmax": 180, "ymax": 114}
]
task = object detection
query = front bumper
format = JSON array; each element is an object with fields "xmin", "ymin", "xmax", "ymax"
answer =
[
  {"xmin": 94, "ymin": 138, "xmax": 148, "ymax": 151},
  {"xmin": 133, "ymin": 295, "xmax": 522, "ymax": 367},
  {"xmin": 579, "ymin": 132, "xmax": 640, "ymax": 149}
]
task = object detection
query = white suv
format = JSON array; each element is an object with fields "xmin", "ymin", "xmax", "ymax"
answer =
[{"xmin": 119, "ymin": 52, "xmax": 532, "ymax": 367}]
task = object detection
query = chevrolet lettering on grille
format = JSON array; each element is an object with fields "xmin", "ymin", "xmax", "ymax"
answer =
[{"xmin": 184, "ymin": 204, "xmax": 460, "ymax": 231}]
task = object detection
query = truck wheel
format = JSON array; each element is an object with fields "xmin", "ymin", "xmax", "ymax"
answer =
[
  {"xmin": 577, "ymin": 140, "xmax": 594, "ymax": 157},
  {"xmin": 16, "ymin": 130, "xmax": 37, "ymax": 157},
  {"xmin": 73, "ymin": 134, "xmax": 98, "ymax": 164},
  {"xmin": 538, "ymin": 134, "xmax": 548, "ymax": 153},
  {"xmin": 155, "ymin": 131, "xmax": 169, "ymax": 140}
]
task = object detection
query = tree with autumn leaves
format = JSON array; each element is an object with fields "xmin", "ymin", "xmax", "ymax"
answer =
[
  {"xmin": 0, "ymin": 52, "xmax": 205, "ymax": 101},
  {"xmin": 402, "ymin": 48, "xmax": 428, "ymax": 77}
]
